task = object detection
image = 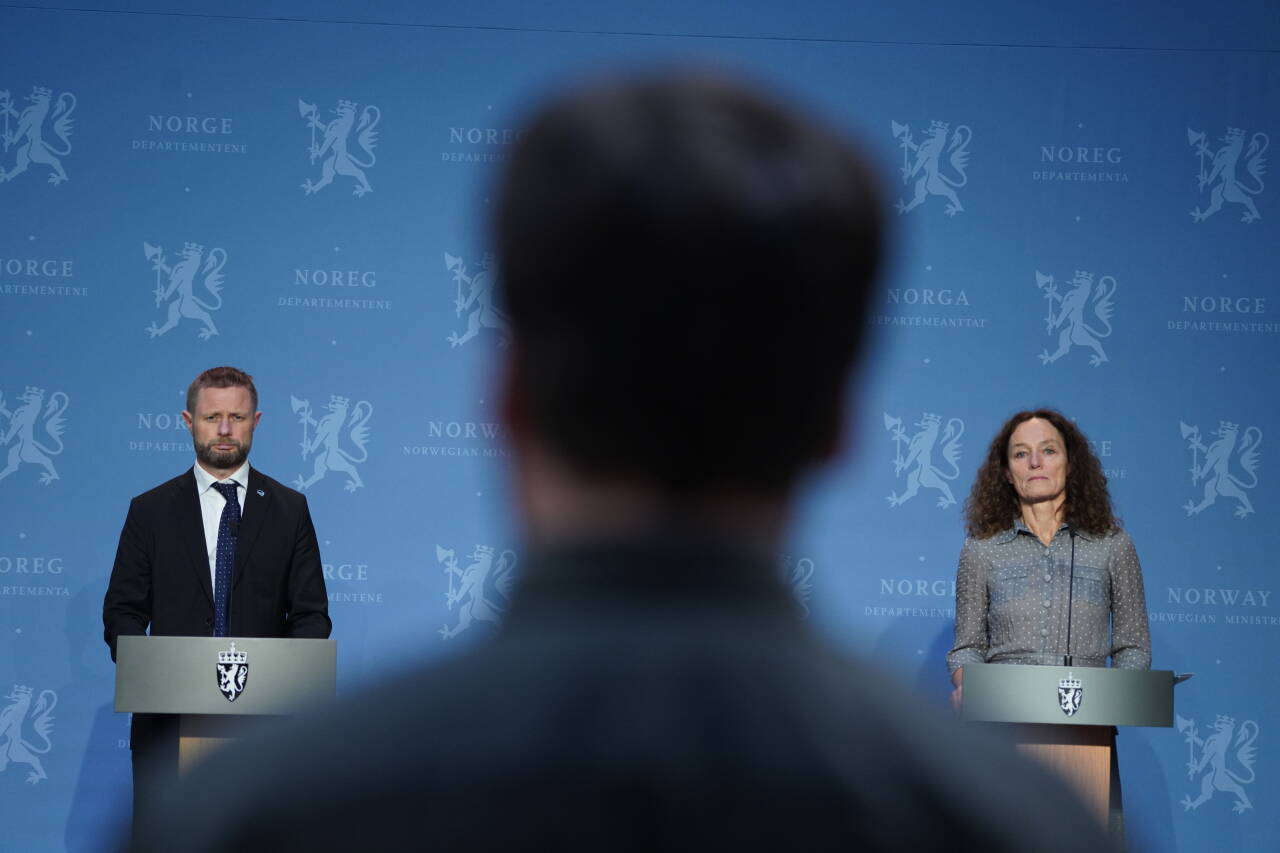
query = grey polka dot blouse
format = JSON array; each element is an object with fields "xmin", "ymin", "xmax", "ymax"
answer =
[{"xmin": 946, "ymin": 521, "xmax": 1152, "ymax": 672}]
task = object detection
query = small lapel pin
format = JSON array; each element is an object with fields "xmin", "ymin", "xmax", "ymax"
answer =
[{"xmin": 256, "ymin": 489, "xmax": 265, "ymax": 497}]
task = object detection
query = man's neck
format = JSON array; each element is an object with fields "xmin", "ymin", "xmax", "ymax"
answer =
[{"xmin": 515, "ymin": 450, "xmax": 787, "ymax": 556}]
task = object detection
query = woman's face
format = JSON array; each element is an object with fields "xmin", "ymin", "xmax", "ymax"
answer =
[{"xmin": 1004, "ymin": 417, "xmax": 1069, "ymax": 506}]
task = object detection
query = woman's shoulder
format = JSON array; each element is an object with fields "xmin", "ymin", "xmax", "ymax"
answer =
[
  {"xmin": 1089, "ymin": 525, "xmax": 1132, "ymax": 545},
  {"xmin": 1083, "ymin": 525, "xmax": 1138, "ymax": 558},
  {"xmin": 962, "ymin": 528, "xmax": 1018, "ymax": 552}
]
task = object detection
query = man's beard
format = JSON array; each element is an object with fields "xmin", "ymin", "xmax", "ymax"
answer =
[{"xmin": 194, "ymin": 437, "xmax": 250, "ymax": 471}]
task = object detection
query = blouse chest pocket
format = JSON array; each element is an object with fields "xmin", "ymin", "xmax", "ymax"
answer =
[
  {"xmin": 989, "ymin": 565, "xmax": 1031, "ymax": 605},
  {"xmin": 1070, "ymin": 565, "xmax": 1109, "ymax": 605}
]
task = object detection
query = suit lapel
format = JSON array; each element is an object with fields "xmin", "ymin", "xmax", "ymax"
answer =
[
  {"xmin": 234, "ymin": 469, "xmax": 272, "ymax": 587},
  {"xmin": 176, "ymin": 470, "xmax": 214, "ymax": 605}
]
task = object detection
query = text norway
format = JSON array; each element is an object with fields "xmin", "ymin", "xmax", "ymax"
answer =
[{"xmin": 1167, "ymin": 588, "xmax": 1270, "ymax": 607}]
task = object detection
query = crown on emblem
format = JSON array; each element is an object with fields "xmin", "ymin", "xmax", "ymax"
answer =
[
  {"xmin": 1058, "ymin": 673, "xmax": 1082, "ymax": 691},
  {"xmin": 183, "ymin": 241, "xmax": 204, "ymax": 254},
  {"xmin": 1072, "ymin": 270, "xmax": 1094, "ymax": 285},
  {"xmin": 929, "ymin": 119, "xmax": 949, "ymax": 132},
  {"xmin": 24, "ymin": 385, "xmax": 44, "ymax": 396},
  {"xmin": 1226, "ymin": 127, "xmax": 1245, "ymax": 140},
  {"xmin": 1219, "ymin": 421, "xmax": 1239, "ymax": 431},
  {"xmin": 11, "ymin": 684, "xmax": 32, "ymax": 697},
  {"xmin": 32, "ymin": 86, "xmax": 52, "ymax": 96},
  {"xmin": 338, "ymin": 99, "xmax": 357, "ymax": 110},
  {"xmin": 473, "ymin": 544, "xmax": 494, "ymax": 556},
  {"xmin": 1216, "ymin": 714, "xmax": 1236, "ymax": 726},
  {"xmin": 921, "ymin": 412, "xmax": 941, "ymax": 425},
  {"xmin": 217, "ymin": 642, "xmax": 247, "ymax": 665},
  {"xmin": 329, "ymin": 394, "xmax": 349, "ymax": 407}
]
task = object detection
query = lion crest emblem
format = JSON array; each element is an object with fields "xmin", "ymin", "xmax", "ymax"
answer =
[
  {"xmin": 0, "ymin": 685, "xmax": 57, "ymax": 784},
  {"xmin": 143, "ymin": 241, "xmax": 227, "ymax": 340},
  {"xmin": 1178, "ymin": 714, "xmax": 1259, "ymax": 813},
  {"xmin": 290, "ymin": 394, "xmax": 373, "ymax": 492},
  {"xmin": 1180, "ymin": 420, "xmax": 1261, "ymax": 518},
  {"xmin": 444, "ymin": 252, "xmax": 510, "ymax": 348},
  {"xmin": 884, "ymin": 412, "xmax": 964, "ymax": 508},
  {"xmin": 0, "ymin": 86, "xmax": 75, "ymax": 186},
  {"xmin": 1035, "ymin": 270, "xmax": 1116, "ymax": 367},
  {"xmin": 437, "ymin": 544, "xmax": 518, "ymax": 640},
  {"xmin": 781, "ymin": 554, "xmax": 815, "ymax": 619},
  {"xmin": 0, "ymin": 386, "xmax": 68, "ymax": 486},
  {"xmin": 1188, "ymin": 126, "xmax": 1268, "ymax": 223},
  {"xmin": 216, "ymin": 643, "xmax": 249, "ymax": 703},
  {"xmin": 299, "ymin": 98, "xmax": 380, "ymax": 197},
  {"xmin": 1057, "ymin": 673, "xmax": 1083, "ymax": 717},
  {"xmin": 892, "ymin": 119, "xmax": 972, "ymax": 216}
]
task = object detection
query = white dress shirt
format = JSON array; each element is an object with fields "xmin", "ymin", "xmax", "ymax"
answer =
[{"xmin": 193, "ymin": 462, "xmax": 251, "ymax": 591}]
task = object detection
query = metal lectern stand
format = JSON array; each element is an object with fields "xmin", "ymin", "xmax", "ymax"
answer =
[
  {"xmin": 115, "ymin": 635, "xmax": 337, "ymax": 773},
  {"xmin": 960, "ymin": 663, "xmax": 1176, "ymax": 827}
]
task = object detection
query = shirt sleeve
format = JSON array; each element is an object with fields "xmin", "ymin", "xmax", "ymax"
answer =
[
  {"xmin": 1108, "ymin": 529, "xmax": 1152, "ymax": 669},
  {"xmin": 947, "ymin": 537, "xmax": 989, "ymax": 673}
]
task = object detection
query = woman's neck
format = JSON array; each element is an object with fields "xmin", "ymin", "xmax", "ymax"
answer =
[{"xmin": 1020, "ymin": 499, "xmax": 1065, "ymax": 546}]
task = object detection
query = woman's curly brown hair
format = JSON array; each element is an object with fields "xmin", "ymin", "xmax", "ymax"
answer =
[{"xmin": 964, "ymin": 409, "xmax": 1118, "ymax": 539}]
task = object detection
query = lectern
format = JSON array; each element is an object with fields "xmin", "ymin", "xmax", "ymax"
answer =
[
  {"xmin": 961, "ymin": 663, "xmax": 1175, "ymax": 827},
  {"xmin": 115, "ymin": 635, "xmax": 337, "ymax": 773}
]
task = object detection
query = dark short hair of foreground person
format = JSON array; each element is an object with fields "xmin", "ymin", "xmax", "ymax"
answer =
[{"xmin": 131, "ymin": 72, "xmax": 1108, "ymax": 853}]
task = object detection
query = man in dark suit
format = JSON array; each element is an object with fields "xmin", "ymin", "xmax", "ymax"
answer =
[
  {"xmin": 104, "ymin": 365, "xmax": 330, "ymax": 841},
  {"xmin": 134, "ymin": 74, "xmax": 1106, "ymax": 851}
]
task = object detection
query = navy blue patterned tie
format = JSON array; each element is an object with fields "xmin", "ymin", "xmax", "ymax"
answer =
[{"xmin": 211, "ymin": 481, "xmax": 241, "ymax": 637}]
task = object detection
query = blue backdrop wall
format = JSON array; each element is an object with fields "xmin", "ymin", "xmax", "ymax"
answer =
[{"xmin": 2, "ymin": 2, "xmax": 1278, "ymax": 850}]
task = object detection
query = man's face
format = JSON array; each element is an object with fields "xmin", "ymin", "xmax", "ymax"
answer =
[{"xmin": 183, "ymin": 385, "xmax": 261, "ymax": 474}]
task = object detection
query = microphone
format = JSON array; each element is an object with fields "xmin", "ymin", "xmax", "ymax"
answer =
[{"xmin": 1063, "ymin": 525, "xmax": 1076, "ymax": 667}]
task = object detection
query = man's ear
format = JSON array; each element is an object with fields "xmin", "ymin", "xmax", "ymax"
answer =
[{"xmin": 498, "ymin": 343, "xmax": 529, "ymax": 448}]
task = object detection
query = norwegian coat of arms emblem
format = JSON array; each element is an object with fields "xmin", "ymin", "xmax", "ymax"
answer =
[
  {"xmin": 299, "ymin": 98, "xmax": 379, "ymax": 196},
  {"xmin": 891, "ymin": 119, "xmax": 972, "ymax": 216},
  {"xmin": 0, "ymin": 86, "xmax": 75, "ymax": 186},
  {"xmin": 143, "ymin": 241, "xmax": 227, "ymax": 340},
  {"xmin": 1188, "ymin": 126, "xmax": 1267, "ymax": 223},
  {"xmin": 1180, "ymin": 420, "xmax": 1261, "ymax": 518},
  {"xmin": 444, "ymin": 252, "xmax": 510, "ymax": 348},
  {"xmin": 436, "ymin": 544, "xmax": 517, "ymax": 640},
  {"xmin": 1057, "ymin": 672, "xmax": 1083, "ymax": 717},
  {"xmin": 0, "ymin": 386, "xmax": 68, "ymax": 485},
  {"xmin": 290, "ymin": 394, "xmax": 372, "ymax": 493},
  {"xmin": 1178, "ymin": 713, "xmax": 1258, "ymax": 813},
  {"xmin": 0, "ymin": 684, "xmax": 57, "ymax": 783},
  {"xmin": 883, "ymin": 412, "xmax": 964, "ymax": 508},
  {"xmin": 216, "ymin": 642, "xmax": 248, "ymax": 702},
  {"xmin": 1034, "ymin": 270, "xmax": 1116, "ymax": 367}
]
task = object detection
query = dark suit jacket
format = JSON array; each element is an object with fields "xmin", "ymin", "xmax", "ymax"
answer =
[
  {"xmin": 135, "ymin": 535, "xmax": 1105, "ymax": 853},
  {"xmin": 103, "ymin": 467, "xmax": 331, "ymax": 743}
]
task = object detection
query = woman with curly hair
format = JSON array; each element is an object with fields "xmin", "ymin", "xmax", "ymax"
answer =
[{"xmin": 946, "ymin": 409, "xmax": 1151, "ymax": 712}]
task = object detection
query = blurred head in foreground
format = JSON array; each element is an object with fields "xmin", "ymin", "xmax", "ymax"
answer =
[{"xmin": 495, "ymin": 70, "xmax": 884, "ymax": 542}]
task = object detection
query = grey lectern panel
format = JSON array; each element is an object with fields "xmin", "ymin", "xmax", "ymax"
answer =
[
  {"xmin": 960, "ymin": 663, "xmax": 1174, "ymax": 727},
  {"xmin": 115, "ymin": 636, "xmax": 336, "ymax": 716}
]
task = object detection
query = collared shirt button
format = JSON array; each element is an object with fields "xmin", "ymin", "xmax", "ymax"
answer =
[
  {"xmin": 1041, "ymin": 628, "xmax": 1049, "ymax": 637},
  {"xmin": 1042, "ymin": 599, "xmax": 1051, "ymax": 608},
  {"xmin": 1044, "ymin": 573, "xmax": 1052, "ymax": 582}
]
